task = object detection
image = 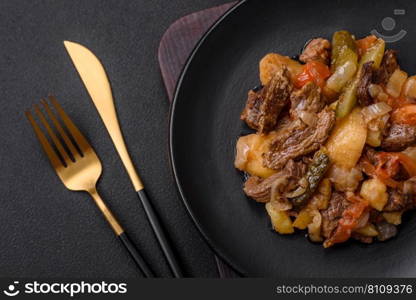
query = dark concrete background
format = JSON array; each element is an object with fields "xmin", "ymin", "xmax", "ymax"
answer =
[{"xmin": 0, "ymin": 0, "xmax": 228, "ymax": 278}]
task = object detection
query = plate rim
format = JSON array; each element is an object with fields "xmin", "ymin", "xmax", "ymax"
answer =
[{"xmin": 168, "ymin": 0, "xmax": 248, "ymax": 276}]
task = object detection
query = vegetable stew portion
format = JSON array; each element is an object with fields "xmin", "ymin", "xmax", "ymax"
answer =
[{"xmin": 235, "ymin": 31, "xmax": 416, "ymax": 248}]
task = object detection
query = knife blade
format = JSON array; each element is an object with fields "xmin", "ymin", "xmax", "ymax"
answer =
[
  {"xmin": 63, "ymin": 41, "xmax": 143, "ymax": 192},
  {"xmin": 63, "ymin": 41, "xmax": 183, "ymax": 277}
]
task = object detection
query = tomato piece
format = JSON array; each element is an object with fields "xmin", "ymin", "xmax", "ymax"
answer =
[
  {"xmin": 356, "ymin": 35, "xmax": 377, "ymax": 57},
  {"xmin": 294, "ymin": 61, "xmax": 331, "ymax": 88},
  {"xmin": 391, "ymin": 104, "xmax": 416, "ymax": 125},
  {"xmin": 307, "ymin": 61, "xmax": 331, "ymax": 87},
  {"xmin": 385, "ymin": 96, "xmax": 410, "ymax": 109},
  {"xmin": 360, "ymin": 157, "xmax": 376, "ymax": 177},
  {"xmin": 376, "ymin": 152, "xmax": 400, "ymax": 177},
  {"xmin": 376, "ymin": 174, "xmax": 400, "ymax": 188},
  {"xmin": 360, "ymin": 151, "xmax": 416, "ymax": 188},
  {"xmin": 394, "ymin": 153, "xmax": 416, "ymax": 177},
  {"xmin": 294, "ymin": 70, "xmax": 312, "ymax": 89},
  {"xmin": 372, "ymin": 152, "xmax": 416, "ymax": 187},
  {"xmin": 374, "ymin": 152, "xmax": 400, "ymax": 187},
  {"xmin": 323, "ymin": 195, "xmax": 368, "ymax": 248}
]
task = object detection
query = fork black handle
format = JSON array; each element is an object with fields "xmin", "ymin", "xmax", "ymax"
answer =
[
  {"xmin": 88, "ymin": 188, "xmax": 154, "ymax": 278},
  {"xmin": 137, "ymin": 189, "xmax": 184, "ymax": 278},
  {"xmin": 119, "ymin": 232, "xmax": 154, "ymax": 277}
]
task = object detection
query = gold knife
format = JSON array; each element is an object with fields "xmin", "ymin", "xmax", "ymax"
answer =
[{"xmin": 64, "ymin": 41, "xmax": 183, "ymax": 277}]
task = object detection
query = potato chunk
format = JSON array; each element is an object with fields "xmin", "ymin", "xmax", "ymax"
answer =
[
  {"xmin": 325, "ymin": 108, "xmax": 367, "ymax": 169},
  {"xmin": 360, "ymin": 178, "xmax": 388, "ymax": 211},
  {"xmin": 355, "ymin": 224, "xmax": 378, "ymax": 237},
  {"xmin": 403, "ymin": 76, "xmax": 416, "ymax": 100},
  {"xmin": 383, "ymin": 212, "xmax": 402, "ymax": 225},
  {"xmin": 293, "ymin": 209, "xmax": 313, "ymax": 230},
  {"xmin": 259, "ymin": 53, "xmax": 302, "ymax": 85},
  {"xmin": 266, "ymin": 202, "xmax": 294, "ymax": 234},
  {"xmin": 234, "ymin": 133, "xmax": 278, "ymax": 178},
  {"xmin": 307, "ymin": 209, "xmax": 323, "ymax": 242}
]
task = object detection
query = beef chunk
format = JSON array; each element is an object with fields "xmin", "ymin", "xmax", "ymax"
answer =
[
  {"xmin": 243, "ymin": 175, "xmax": 279, "ymax": 203},
  {"xmin": 357, "ymin": 61, "xmax": 374, "ymax": 106},
  {"xmin": 290, "ymin": 82, "xmax": 325, "ymax": 123},
  {"xmin": 376, "ymin": 221, "xmax": 397, "ymax": 241},
  {"xmin": 403, "ymin": 177, "xmax": 416, "ymax": 209},
  {"xmin": 241, "ymin": 90, "xmax": 263, "ymax": 131},
  {"xmin": 384, "ymin": 189, "xmax": 407, "ymax": 212},
  {"xmin": 283, "ymin": 158, "xmax": 308, "ymax": 178},
  {"xmin": 381, "ymin": 124, "xmax": 416, "ymax": 151},
  {"xmin": 369, "ymin": 209, "xmax": 384, "ymax": 224},
  {"xmin": 374, "ymin": 50, "xmax": 399, "ymax": 85},
  {"xmin": 321, "ymin": 192, "xmax": 350, "ymax": 238},
  {"xmin": 357, "ymin": 146, "xmax": 379, "ymax": 177},
  {"xmin": 264, "ymin": 108, "xmax": 335, "ymax": 170},
  {"xmin": 243, "ymin": 160, "xmax": 307, "ymax": 203},
  {"xmin": 268, "ymin": 118, "xmax": 307, "ymax": 153},
  {"xmin": 300, "ymin": 38, "xmax": 331, "ymax": 65},
  {"xmin": 241, "ymin": 67, "xmax": 292, "ymax": 133},
  {"xmin": 364, "ymin": 146, "xmax": 379, "ymax": 165},
  {"xmin": 351, "ymin": 232, "xmax": 373, "ymax": 244},
  {"xmin": 384, "ymin": 177, "xmax": 416, "ymax": 212}
]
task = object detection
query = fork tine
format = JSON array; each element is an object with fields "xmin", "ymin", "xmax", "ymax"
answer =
[
  {"xmin": 34, "ymin": 103, "xmax": 72, "ymax": 165},
  {"xmin": 41, "ymin": 98, "xmax": 81, "ymax": 159},
  {"xmin": 49, "ymin": 96, "xmax": 91, "ymax": 153},
  {"xmin": 25, "ymin": 111, "xmax": 63, "ymax": 169}
]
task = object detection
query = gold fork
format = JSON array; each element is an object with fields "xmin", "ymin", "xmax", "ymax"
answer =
[{"xmin": 25, "ymin": 96, "xmax": 153, "ymax": 277}]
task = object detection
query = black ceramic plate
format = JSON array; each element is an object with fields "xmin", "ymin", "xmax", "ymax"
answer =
[{"xmin": 170, "ymin": 0, "xmax": 416, "ymax": 277}]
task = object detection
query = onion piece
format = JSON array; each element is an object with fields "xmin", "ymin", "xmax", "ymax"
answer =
[
  {"xmin": 307, "ymin": 209, "xmax": 323, "ymax": 242},
  {"xmin": 403, "ymin": 76, "xmax": 416, "ymax": 99},
  {"xmin": 366, "ymin": 113, "xmax": 390, "ymax": 147},
  {"xmin": 386, "ymin": 69, "xmax": 408, "ymax": 98},
  {"xmin": 361, "ymin": 102, "xmax": 392, "ymax": 124},
  {"xmin": 285, "ymin": 186, "xmax": 306, "ymax": 198},
  {"xmin": 270, "ymin": 177, "xmax": 292, "ymax": 211},
  {"xmin": 377, "ymin": 92, "xmax": 389, "ymax": 102},
  {"xmin": 367, "ymin": 113, "xmax": 390, "ymax": 131},
  {"xmin": 366, "ymin": 129, "xmax": 382, "ymax": 147},
  {"xmin": 298, "ymin": 110, "xmax": 317, "ymax": 127},
  {"xmin": 355, "ymin": 211, "xmax": 370, "ymax": 229},
  {"xmin": 368, "ymin": 84, "xmax": 383, "ymax": 98},
  {"xmin": 234, "ymin": 136, "xmax": 251, "ymax": 170},
  {"xmin": 286, "ymin": 177, "xmax": 308, "ymax": 198}
]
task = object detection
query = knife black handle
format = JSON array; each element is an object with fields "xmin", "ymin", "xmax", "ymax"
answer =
[
  {"xmin": 137, "ymin": 189, "xmax": 184, "ymax": 278},
  {"xmin": 119, "ymin": 232, "xmax": 154, "ymax": 277}
]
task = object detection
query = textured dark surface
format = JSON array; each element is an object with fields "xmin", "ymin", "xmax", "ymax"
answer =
[
  {"xmin": 171, "ymin": 0, "xmax": 416, "ymax": 277},
  {"xmin": 0, "ymin": 0, "xmax": 227, "ymax": 278}
]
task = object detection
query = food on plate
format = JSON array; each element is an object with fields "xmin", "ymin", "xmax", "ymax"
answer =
[
  {"xmin": 234, "ymin": 30, "xmax": 416, "ymax": 247},
  {"xmin": 241, "ymin": 67, "xmax": 292, "ymax": 133}
]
